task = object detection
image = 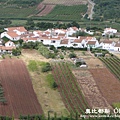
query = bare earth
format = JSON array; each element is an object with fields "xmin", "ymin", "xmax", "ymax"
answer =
[
  {"xmin": 90, "ymin": 68, "xmax": 120, "ymax": 105},
  {"xmin": 73, "ymin": 69, "xmax": 112, "ymax": 110},
  {"xmin": 20, "ymin": 49, "xmax": 69, "ymax": 117}
]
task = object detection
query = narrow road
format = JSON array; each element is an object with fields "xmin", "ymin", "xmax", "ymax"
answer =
[
  {"xmin": 83, "ymin": 0, "xmax": 95, "ymax": 19},
  {"xmin": 87, "ymin": 0, "xmax": 95, "ymax": 19}
]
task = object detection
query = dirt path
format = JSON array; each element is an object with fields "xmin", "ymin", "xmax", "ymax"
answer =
[{"xmin": 87, "ymin": 0, "xmax": 95, "ymax": 19}]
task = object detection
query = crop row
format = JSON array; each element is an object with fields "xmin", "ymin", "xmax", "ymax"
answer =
[
  {"xmin": 99, "ymin": 57, "xmax": 120, "ymax": 80},
  {"xmin": 41, "ymin": 5, "xmax": 87, "ymax": 21},
  {"xmin": 51, "ymin": 62, "xmax": 89, "ymax": 115}
]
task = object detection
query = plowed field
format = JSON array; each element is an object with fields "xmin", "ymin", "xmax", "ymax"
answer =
[
  {"xmin": 0, "ymin": 59, "xmax": 43, "ymax": 118},
  {"xmin": 89, "ymin": 68, "xmax": 120, "ymax": 105}
]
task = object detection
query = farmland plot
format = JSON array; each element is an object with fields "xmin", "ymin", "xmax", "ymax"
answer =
[
  {"xmin": 51, "ymin": 62, "xmax": 89, "ymax": 115},
  {"xmin": 0, "ymin": 59, "xmax": 43, "ymax": 118},
  {"xmin": 89, "ymin": 68, "xmax": 120, "ymax": 106},
  {"xmin": 73, "ymin": 69, "xmax": 112, "ymax": 109}
]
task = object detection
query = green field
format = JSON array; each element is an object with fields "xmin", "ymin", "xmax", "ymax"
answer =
[
  {"xmin": 39, "ymin": 5, "xmax": 87, "ymax": 21},
  {"xmin": 0, "ymin": 7, "xmax": 36, "ymax": 18}
]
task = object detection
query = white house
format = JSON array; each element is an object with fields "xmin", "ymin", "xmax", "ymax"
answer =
[
  {"xmin": 102, "ymin": 27, "xmax": 117, "ymax": 36},
  {"xmin": 72, "ymin": 37, "xmax": 86, "ymax": 48},
  {"xmin": 100, "ymin": 40, "xmax": 116, "ymax": 50},
  {"xmin": 39, "ymin": 36, "xmax": 61, "ymax": 48},
  {"xmin": 0, "ymin": 41, "xmax": 16, "ymax": 53},
  {"xmin": 86, "ymin": 41, "xmax": 99, "ymax": 48},
  {"xmin": 114, "ymin": 43, "xmax": 120, "ymax": 51},
  {"xmin": 1, "ymin": 31, "xmax": 21, "ymax": 41},
  {"xmin": 5, "ymin": 41, "xmax": 15, "ymax": 47},
  {"xmin": 4, "ymin": 26, "xmax": 27, "ymax": 35},
  {"xmin": 84, "ymin": 29, "xmax": 94, "ymax": 35},
  {"xmin": 66, "ymin": 27, "xmax": 79, "ymax": 37}
]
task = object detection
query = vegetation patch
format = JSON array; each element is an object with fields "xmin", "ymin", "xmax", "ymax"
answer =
[
  {"xmin": 113, "ymin": 102, "xmax": 120, "ymax": 108},
  {"xmin": 28, "ymin": 60, "xmax": 47, "ymax": 72},
  {"xmin": 0, "ymin": 84, "xmax": 7, "ymax": 104},
  {"xmin": 93, "ymin": 0, "xmax": 120, "ymax": 21},
  {"xmin": 46, "ymin": 74, "xmax": 57, "ymax": 89}
]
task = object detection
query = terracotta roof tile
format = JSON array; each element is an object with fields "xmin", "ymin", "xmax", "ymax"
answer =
[
  {"xmin": 7, "ymin": 32, "xmax": 19, "ymax": 38},
  {"xmin": 87, "ymin": 41, "xmax": 96, "ymax": 45},
  {"xmin": 60, "ymin": 39, "xmax": 68, "ymax": 44}
]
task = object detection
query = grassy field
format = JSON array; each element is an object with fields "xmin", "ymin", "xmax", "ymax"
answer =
[{"xmin": 0, "ymin": 6, "xmax": 36, "ymax": 18}]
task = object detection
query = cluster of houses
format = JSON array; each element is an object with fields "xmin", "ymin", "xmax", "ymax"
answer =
[{"xmin": 0, "ymin": 26, "xmax": 120, "ymax": 54}]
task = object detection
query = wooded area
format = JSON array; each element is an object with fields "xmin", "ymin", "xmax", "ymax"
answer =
[{"xmin": 92, "ymin": 0, "xmax": 120, "ymax": 21}]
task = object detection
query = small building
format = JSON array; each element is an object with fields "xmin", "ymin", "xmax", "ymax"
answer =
[
  {"xmin": 114, "ymin": 43, "xmax": 120, "ymax": 51},
  {"xmin": 5, "ymin": 41, "xmax": 15, "ymax": 47},
  {"xmin": 100, "ymin": 40, "xmax": 115, "ymax": 50},
  {"xmin": 86, "ymin": 41, "xmax": 99, "ymax": 48}
]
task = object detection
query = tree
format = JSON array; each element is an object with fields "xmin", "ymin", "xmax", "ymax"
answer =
[
  {"xmin": 26, "ymin": 19, "xmax": 35, "ymax": 30},
  {"xmin": 3, "ymin": 19, "xmax": 12, "ymax": 25},
  {"xmin": 12, "ymin": 48, "xmax": 21, "ymax": 56},
  {"xmin": 52, "ymin": 82, "xmax": 58, "ymax": 89},
  {"xmin": 84, "ymin": 14, "xmax": 89, "ymax": 19},
  {"xmin": 67, "ymin": 21, "xmax": 80, "ymax": 28},
  {"xmin": 41, "ymin": 63, "xmax": 52, "ymax": 72},
  {"xmin": 18, "ymin": 39, "xmax": 23, "ymax": 46}
]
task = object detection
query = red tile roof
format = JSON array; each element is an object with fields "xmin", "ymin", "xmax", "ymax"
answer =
[
  {"xmin": 7, "ymin": 32, "xmax": 19, "ymax": 38},
  {"xmin": 87, "ymin": 41, "xmax": 96, "ymax": 45},
  {"xmin": 60, "ymin": 39, "xmax": 68, "ymax": 44},
  {"xmin": 7, "ymin": 26, "xmax": 27, "ymax": 32}
]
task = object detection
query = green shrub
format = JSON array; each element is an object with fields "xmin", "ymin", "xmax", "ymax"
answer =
[
  {"xmin": 69, "ymin": 53, "xmax": 76, "ymax": 58},
  {"xmin": 41, "ymin": 63, "xmax": 52, "ymax": 72},
  {"xmin": 52, "ymin": 82, "xmax": 58, "ymax": 89},
  {"xmin": 12, "ymin": 48, "xmax": 21, "ymax": 56},
  {"xmin": 28, "ymin": 60, "xmax": 38, "ymax": 72}
]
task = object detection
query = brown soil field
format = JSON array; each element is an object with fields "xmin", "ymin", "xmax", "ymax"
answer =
[
  {"xmin": 38, "ymin": 5, "xmax": 55, "ymax": 16},
  {"xmin": 73, "ymin": 69, "xmax": 112, "ymax": 110},
  {"xmin": 0, "ymin": 59, "xmax": 43, "ymax": 118},
  {"xmin": 89, "ymin": 68, "xmax": 120, "ymax": 106}
]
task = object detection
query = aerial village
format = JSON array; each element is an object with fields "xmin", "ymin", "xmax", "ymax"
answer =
[{"xmin": 0, "ymin": 26, "xmax": 120, "ymax": 55}]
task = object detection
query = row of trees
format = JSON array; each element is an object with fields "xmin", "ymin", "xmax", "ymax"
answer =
[
  {"xmin": 26, "ymin": 19, "xmax": 80, "ymax": 30},
  {"xmin": 0, "ymin": 19, "xmax": 12, "ymax": 25}
]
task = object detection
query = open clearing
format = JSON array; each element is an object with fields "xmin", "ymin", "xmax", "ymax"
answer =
[
  {"xmin": 20, "ymin": 49, "xmax": 69, "ymax": 117},
  {"xmin": 0, "ymin": 59, "xmax": 43, "ymax": 118}
]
